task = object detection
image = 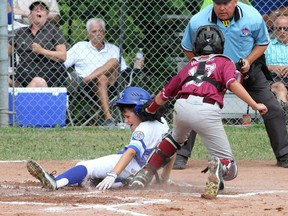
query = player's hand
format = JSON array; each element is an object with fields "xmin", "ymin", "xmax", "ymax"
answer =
[
  {"xmin": 255, "ymin": 103, "xmax": 268, "ymax": 115},
  {"xmin": 96, "ymin": 172, "xmax": 117, "ymax": 190}
]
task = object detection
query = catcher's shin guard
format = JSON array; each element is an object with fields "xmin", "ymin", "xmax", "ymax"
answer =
[
  {"xmin": 130, "ymin": 134, "xmax": 182, "ymax": 188},
  {"xmin": 146, "ymin": 133, "xmax": 181, "ymax": 172}
]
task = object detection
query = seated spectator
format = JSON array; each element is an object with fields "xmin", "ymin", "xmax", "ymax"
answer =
[
  {"xmin": 8, "ymin": 1, "xmax": 66, "ymax": 87},
  {"xmin": 13, "ymin": 0, "xmax": 60, "ymax": 25},
  {"xmin": 252, "ymin": 1, "xmax": 288, "ymax": 35},
  {"xmin": 265, "ymin": 16, "xmax": 288, "ymax": 109},
  {"xmin": 64, "ymin": 18, "xmax": 128, "ymax": 128}
]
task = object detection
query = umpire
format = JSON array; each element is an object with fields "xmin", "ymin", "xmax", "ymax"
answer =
[{"xmin": 180, "ymin": 0, "xmax": 288, "ymax": 167}]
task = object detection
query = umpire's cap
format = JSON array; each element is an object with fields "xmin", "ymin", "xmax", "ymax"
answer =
[
  {"xmin": 213, "ymin": 0, "xmax": 232, "ymax": 3},
  {"xmin": 29, "ymin": 1, "xmax": 49, "ymax": 11}
]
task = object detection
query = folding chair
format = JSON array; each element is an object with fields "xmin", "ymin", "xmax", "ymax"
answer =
[{"xmin": 65, "ymin": 67, "xmax": 134, "ymax": 127}]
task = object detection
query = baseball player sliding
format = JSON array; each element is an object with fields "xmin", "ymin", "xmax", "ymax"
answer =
[
  {"xmin": 26, "ymin": 87, "xmax": 170, "ymax": 190},
  {"xmin": 129, "ymin": 25, "xmax": 268, "ymax": 199}
]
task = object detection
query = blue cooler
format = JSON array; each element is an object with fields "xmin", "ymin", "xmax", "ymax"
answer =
[{"xmin": 9, "ymin": 87, "xmax": 67, "ymax": 127}]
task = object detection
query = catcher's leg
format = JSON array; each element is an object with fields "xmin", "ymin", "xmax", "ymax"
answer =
[
  {"xmin": 200, "ymin": 157, "xmax": 238, "ymax": 199},
  {"xmin": 201, "ymin": 156, "xmax": 223, "ymax": 199},
  {"xmin": 130, "ymin": 133, "xmax": 181, "ymax": 188},
  {"xmin": 202, "ymin": 156, "xmax": 238, "ymax": 195}
]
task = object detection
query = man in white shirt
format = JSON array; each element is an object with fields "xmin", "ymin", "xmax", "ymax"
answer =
[{"xmin": 64, "ymin": 18, "xmax": 128, "ymax": 127}]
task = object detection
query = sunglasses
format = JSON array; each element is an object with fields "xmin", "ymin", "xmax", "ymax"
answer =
[{"xmin": 275, "ymin": 27, "xmax": 288, "ymax": 31}]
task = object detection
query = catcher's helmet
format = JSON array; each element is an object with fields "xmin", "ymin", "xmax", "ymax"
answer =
[
  {"xmin": 192, "ymin": 25, "xmax": 224, "ymax": 56},
  {"xmin": 115, "ymin": 87, "xmax": 152, "ymax": 115}
]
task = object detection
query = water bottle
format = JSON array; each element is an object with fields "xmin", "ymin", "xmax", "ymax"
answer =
[{"xmin": 133, "ymin": 48, "xmax": 144, "ymax": 70}]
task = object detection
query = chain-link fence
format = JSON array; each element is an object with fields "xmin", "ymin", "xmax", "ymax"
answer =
[{"xmin": 5, "ymin": 0, "xmax": 288, "ymax": 127}]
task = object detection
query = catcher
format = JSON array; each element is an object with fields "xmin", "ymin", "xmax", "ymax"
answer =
[
  {"xmin": 26, "ymin": 87, "xmax": 171, "ymax": 190},
  {"xmin": 129, "ymin": 25, "xmax": 268, "ymax": 199}
]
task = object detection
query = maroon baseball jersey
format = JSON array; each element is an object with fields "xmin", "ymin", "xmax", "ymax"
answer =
[{"xmin": 159, "ymin": 54, "xmax": 239, "ymax": 108}]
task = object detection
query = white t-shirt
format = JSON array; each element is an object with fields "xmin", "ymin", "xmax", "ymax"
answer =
[{"xmin": 64, "ymin": 41, "xmax": 128, "ymax": 77}]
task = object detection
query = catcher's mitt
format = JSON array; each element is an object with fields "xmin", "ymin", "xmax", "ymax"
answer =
[{"xmin": 138, "ymin": 102, "xmax": 167, "ymax": 123}]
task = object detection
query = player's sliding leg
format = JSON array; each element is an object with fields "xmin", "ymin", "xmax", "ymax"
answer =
[
  {"xmin": 54, "ymin": 165, "xmax": 88, "ymax": 188},
  {"xmin": 130, "ymin": 134, "xmax": 181, "ymax": 188},
  {"xmin": 27, "ymin": 160, "xmax": 89, "ymax": 190}
]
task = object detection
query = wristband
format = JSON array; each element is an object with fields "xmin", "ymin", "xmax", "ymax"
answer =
[
  {"xmin": 146, "ymin": 99, "xmax": 161, "ymax": 114},
  {"xmin": 107, "ymin": 172, "xmax": 117, "ymax": 179}
]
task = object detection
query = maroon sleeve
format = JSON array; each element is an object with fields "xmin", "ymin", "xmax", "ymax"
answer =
[{"xmin": 159, "ymin": 74, "xmax": 183, "ymax": 101}]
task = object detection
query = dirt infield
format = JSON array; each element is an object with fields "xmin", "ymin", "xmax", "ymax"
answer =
[{"xmin": 0, "ymin": 160, "xmax": 287, "ymax": 216}]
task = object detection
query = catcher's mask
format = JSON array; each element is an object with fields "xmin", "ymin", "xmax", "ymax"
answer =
[
  {"xmin": 115, "ymin": 87, "xmax": 152, "ymax": 115},
  {"xmin": 192, "ymin": 25, "xmax": 225, "ymax": 56}
]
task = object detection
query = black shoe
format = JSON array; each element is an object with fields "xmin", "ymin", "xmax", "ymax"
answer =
[
  {"xmin": 173, "ymin": 155, "xmax": 188, "ymax": 170},
  {"xmin": 277, "ymin": 159, "xmax": 288, "ymax": 168},
  {"xmin": 277, "ymin": 154, "xmax": 288, "ymax": 168}
]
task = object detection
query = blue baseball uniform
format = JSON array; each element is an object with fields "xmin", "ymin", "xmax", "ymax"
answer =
[{"xmin": 54, "ymin": 118, "xmax": 170, "ymax": 189}]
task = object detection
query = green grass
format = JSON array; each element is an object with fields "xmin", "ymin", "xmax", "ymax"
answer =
[{"xmin": 0, "ymin": 124, "xmax": 274, "ymax": 161}]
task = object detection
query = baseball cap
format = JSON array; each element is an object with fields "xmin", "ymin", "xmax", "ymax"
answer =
[
  {"xmin": 213, "ymin": 0, "xmax": 232, "ymax": 3},
  {"xmin": 29, "ymin": 1, "xmax": 49, "ymax": 11}
]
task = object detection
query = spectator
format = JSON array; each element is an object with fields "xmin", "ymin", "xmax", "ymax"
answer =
[
  {"xmin": 26, "ymin": 87, "xmax": 171, "ymax": 191},
  {"xmin": 252, "ymin": 1, "xmax": 288, "ymax": 36},
  {"xmin": 13, "ymin": 0, "xmax": 60, "ymax": 25},
  {"xmin": 8, "ymin": 0, "xmax": 66, "ymax": 87},
  {"xmin": 178, "ymin": 0, "xmax": 288, "ymax": 168},
  {"xmin": 265, "ymin": 16, "xmax": 288, "ymax": 108},
  {"xmin": 64, "ymin": 18, "xmax": 128, "ymax": 127}
]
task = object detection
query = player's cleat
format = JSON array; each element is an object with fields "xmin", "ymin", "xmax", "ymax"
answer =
[
  {"xmin": 26, "ymin": 160, "xmax": 57, "ymax": 190},
  {"xmin": 201, "ymin": 156, "xmax": 223, "ymax": 199},
  {"xmin": 129, "ymin": 169, "xmax": 153, "ymax": 188}
]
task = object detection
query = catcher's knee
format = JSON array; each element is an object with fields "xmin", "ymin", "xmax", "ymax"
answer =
[
  {"xmin": 222, "ymin": 160, "xmax": 238, "ymax": 181},
  {"xmin": 148, "ymin": 133, "xmax": 182, "ymax": 167},
  {"xmin": 166, "ymin": 133, "xmax": 183, "ymax": 150}
]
